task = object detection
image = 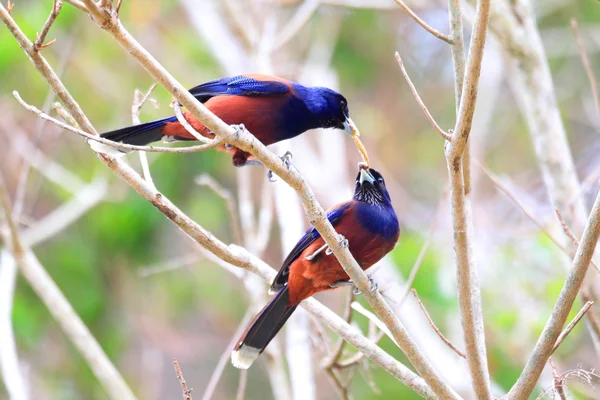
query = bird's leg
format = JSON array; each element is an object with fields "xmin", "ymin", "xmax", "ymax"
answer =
[
  {"xmin": 266, "ymin": 151, "xmax": 295, "ymax": 182},
  {"xmin": 305, "ymin": 235, "xmax": 347, "ymax": 261}
]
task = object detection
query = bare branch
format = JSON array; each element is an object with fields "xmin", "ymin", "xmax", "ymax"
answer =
[
  {"xmin": 399, "ymin": 187, "xmax": 447, "ymax": 306},
  {"xmin": 3, "ymin": 2, "xmax": 445, "ymax": 396},
  {"xmin": 412, "ymin": 290, "xmax": 466, "ymax": 359},
  {"xmin": 14, "ymin": 92, "xmax": 223, "ymax": 154},
  {"xmin": 571, "ymin": 19, "xmax": 600, "ymax": 119},
  {"xmin": 445, "ymin": 0, "xmax": 492, "ymax": 397},
  {"xmin": 479, "ymin": 164, "xmax": 600, "ymax": 273},
  {"xmin": 173, "ymin": 359, "xmax": 193, "ymax": 400},
  {"xmin": 507, "ymin": 186, "xmax": 600, "ymax": 398},
  {"xmin": 0, "ymin": 175, "xmax": 137, "ymax": 400},
  {"xmin": 71, "ymin": 3, "xmax": 457, "ymax": 397},
  {"xmin": 34, "ymin": 0, "xmax": 63, "ymax": 51},
  {"xmin": 272, "ymin": 0, "xmax": 320, "ymax": 51},
  {"xmin": 0, "ymin": 251, "xmax": 27, "ymax": 400},
  {"xmin": 548, "ymin": 359, "xmax": 567, "ymax": 400},
  {"xmin": 552, "ymin": 301, "xmax": 594, "ymax": 354},
  {"xmin": 392, "ymin": 0, "xmax": 452, "ymax": 44},
  {"xmin": 394, "ymin": 52, "xmax": 452, "ymax": 142},
  {"xmin": 132, "ymin": 85, "xmax": 158, "ymax": 189},
  {"xmin": 235, "ymin": 369, "xmax": 247, "ymax": 400},
  {"xmin": 172, "ymin": 100, "xmax": 214, "ymax": 144},
  {"xmin": 196, "ymin": 174, "xmax": 243, "ymax": 245}
]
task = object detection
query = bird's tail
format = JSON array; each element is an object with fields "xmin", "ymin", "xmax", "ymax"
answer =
[
  {"xmin": 100, "ymin": 116, "xmax": 178, "ymax": 146},
  {"xmin": 231, "ymin": 286, "xmax": 297, "ymax": 369}
]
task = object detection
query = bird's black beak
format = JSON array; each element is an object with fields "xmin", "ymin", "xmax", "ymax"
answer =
[
  {"xmin": 343, "ymin": 117, "xmax": 359, "ymax": 136},
  {"xmin": 359, "ymin": 168, "xmax": 375, "ymax": 185}
]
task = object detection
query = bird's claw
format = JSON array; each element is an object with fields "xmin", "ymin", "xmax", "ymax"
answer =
[
  {"xmin": 306, "ymin": 235, "xmax": 347, "ymax": 261},
  {"xmin": 266, "ymin": 151, "xmax": 294, "ymax": 182},
  {"xmin": 230, "ymin": 123, "xmax": 246, "ymax": 135},
  {"xmin": 281, "ymin": 151, "xmax": 293, "ymax": 168},
  {"xmin": 266, "ymin": 169, "xmax": 277, "ymax": 182},
  {"xmin": 352, "ymin": 277, "xmax": 378, "ymax": 296}
]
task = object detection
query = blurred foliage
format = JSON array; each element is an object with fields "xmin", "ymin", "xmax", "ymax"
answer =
[{"xmin": 2, "ymin": 0, "xmax": 600, "ymax": 399}]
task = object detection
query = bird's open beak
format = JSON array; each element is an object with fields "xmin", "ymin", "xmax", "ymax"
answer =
[
  {"xmin": 343, "ymin": 117, "xmax": 359, "ymax": 136},
  {"xmin": 359, "ymin": 168, "xmax": 375, "ymax": 185}
]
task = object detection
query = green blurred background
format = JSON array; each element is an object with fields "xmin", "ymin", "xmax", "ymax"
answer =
[{"xmin": 1, "ymin": 0, "xmax": 600, "ymax": 399}]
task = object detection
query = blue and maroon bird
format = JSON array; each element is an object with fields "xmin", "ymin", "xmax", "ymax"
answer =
[
  {"xmin": 95, "ymin": 73, "xmax": 357, "ymax": 167},
  {"xmin": 231, "ymin": 165, "xmax": 399, "ymax": 369}
]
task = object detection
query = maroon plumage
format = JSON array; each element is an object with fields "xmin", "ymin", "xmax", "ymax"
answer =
[
  {"xmin": 98, "ymin": 73, "xmax": 356, "ymax": 166},
  {"xmin": 231, "ymin": 167, "xmax": 399, "ymax": 369}
]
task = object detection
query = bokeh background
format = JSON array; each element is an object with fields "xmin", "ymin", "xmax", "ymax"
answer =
[{"xmin": 1, "ymin": 0, "xmax": 600, "ymax": 399}]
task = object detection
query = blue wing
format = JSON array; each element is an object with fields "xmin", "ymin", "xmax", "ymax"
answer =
[
  {"xmin": 188, "ymin": 75, "xmax": 290, "ymax": 103},
  {"xmin": 270, "ymin": 202, "xmax": 352, "ymax": 291}
]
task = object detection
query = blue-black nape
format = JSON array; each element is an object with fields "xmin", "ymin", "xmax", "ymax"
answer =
[{"xmin": 292, "ymin": 84, "xmax": 350, "ymax": 130}]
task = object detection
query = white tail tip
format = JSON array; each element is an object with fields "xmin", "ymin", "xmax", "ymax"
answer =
[
  {"xmin": 88, "ymin": 139, "xmax": 128, "ymax": 158},
  {"xmin": 231, "ymin": 345, "xmax": 261, "ymax": 369}
]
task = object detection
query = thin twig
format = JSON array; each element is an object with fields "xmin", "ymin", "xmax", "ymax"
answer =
[
  {"xmin": 556, "ymin": 209, "xmax": 582, "ymax": 246},
  {"xmin": 202, "ymin": 309, "xmax": 253, "ymax": 400},
  {"xmin": 392, "ymin": 0, "xmax": 453, "ymax": 44},
  {"xmin": 549, "ymin": 359, "xmax": 567, "ymax": 400},
  {"xmin": 172, "ymin": 100, "xmax": 213, "ymax": 144},
  {"xmin": 14, "ymin": 91, "xmax": 222, "ymax": 154},
  {"xmin": 195, "ymin": 174, "xmax": 243, "ymax": 245},
  {"xmin": 552, "ymin": 301, "xmax": 594, "ymax": 354},
  {"xmin": 507, "ymin": 181, "xmax": 600, "ymax": 398},
  {"xmin": 73, "ymin": 2, "xmax": 455, "ymax": 395},
  {"xmin": 394, "ymin": 52, "xmax": 452, "ymax": 141},
  {"xmin": 412, "ymin": 289, "xmax": 466, "ymax": 359},
  {"xmin": 3, "ymin": 2, "xmax": 443, "ymax": 396},
  {"xmin": 173, "ymin": 358, "xmax": 193, "ymax": 400},
  {"xmin": 272, "ymin": 0, "xmax": 320, "ymax": 51},
  {"xmin": 0, "ymin": 175, "xmax": 137, "ymax": 400},
  {"xmin": 322, "ymin": 290, "xmax": 354, "ymax": 369},
  {"xmin": 571, "ymin": 19, "xmax": 600, "ymax": 118},
  {"xmin": 398, "ymin": 187, "xmax": 447, "ymax": 306},
  {"xmin": 478, "ymin": 163, "xmax": 600, "ymax": 273},
  {"xmin": 34, "ymin": 0, "xmax": 62, "ymax": 51},
  {"xmin": 235, "ymin": 369, "xmax": 247, "ymax": 400},
  {"xmin": 132, "ymin": 84, "xmax": 159, "ymax": 189}
]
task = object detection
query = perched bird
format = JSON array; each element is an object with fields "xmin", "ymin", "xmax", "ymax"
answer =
[
  {"xmin": 231, "ymin": 166, "xmax": 399, "ymax": 369},
  {"xmin": 93, "ymin": 73, "xmax": 357, "ymax": 166}
]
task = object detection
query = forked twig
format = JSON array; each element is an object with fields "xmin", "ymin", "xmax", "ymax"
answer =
[
  {"xmin": 551, "ymin": 301, "xmax": 594, "ymax": 354},
  {"xmin": 34, "ymin": 0, "xmax": 63, "ymax": 51}
]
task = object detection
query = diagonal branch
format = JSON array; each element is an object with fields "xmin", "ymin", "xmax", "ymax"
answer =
[
  {"xmin": 34, "ymin": 0, "xmax": 63, "ymax": 51},
  {"xmin": 394, "ymin": 52, "xmax": 452, "ymax": 141},
  {"xmin": 0, "ymin": 175, "xmax": 137, "ymax": 400},
  {"xmin": 507, "ymin": 186, "xmax": 600, "ymax": 398},
  {"xmin": 62, "ymin": 2, "xmax": 458, "ymax": 397},
  {"xmin": 392, "ymin": 0, "xmax": 453, "ymax": 44},
  {"xmin": 1, "ymin": 4, "xmax": 440, "ymax": 396}
]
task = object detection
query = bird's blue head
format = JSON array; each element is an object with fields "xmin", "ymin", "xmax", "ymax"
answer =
[
  {"xmin": 294, "ymin": 85, "xmax": 357, "ymax": 135},
  {"xmin": 352, "ymin": 166, "xmax": 393, "ymax": 207}
]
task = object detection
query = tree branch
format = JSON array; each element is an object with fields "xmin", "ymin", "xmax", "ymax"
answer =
[
  {"xmin": 173, "ymin": 358, "xmax": 193, "ymax": 400},
  {"xmin": 412, "ymin": 290, "xmax": 466, "ymax": 359},
  {"xmin": 34, "ymin": 0, "xmax": 63, "ymax": 51},
  {"xmin": 444, "ymin": 0, "xmax": 492, "ymax": 397},
  {"xmin": 394, "ymin": 52, "xmax": 452, "ymax": 141},
  {"xmin": 0, "ymin": 175, "xmax": 137, "ymax": 400},
  {"xmin": 507, "ymin": 187, "xmax": 600, "ymax": 398},
  {"xmin": 393, "ymin": 0, "xmax": 453, "ymax": 44},
  {"xmin": 551, "ymin": 301, "xmax": 594, "ymax": 354},
  {"xmin": 66, "ymin": 2, "xmax": 458, "ymax": 397}
]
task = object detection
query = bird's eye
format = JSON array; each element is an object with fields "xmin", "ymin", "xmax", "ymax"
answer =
[
  {"xmin": 340, "ymin": 99, "xmax": 346, "ymax": 108},
  {"xmin": 377, "ymin": 178, "xmax": 384, "ymax": 184}
]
